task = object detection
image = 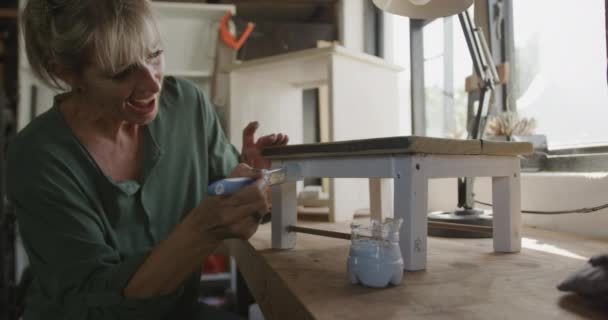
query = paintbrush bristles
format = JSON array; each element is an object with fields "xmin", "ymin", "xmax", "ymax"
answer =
[{"xmin": 486, "ymin": 111, "xmax": 536, "ymax": 137}]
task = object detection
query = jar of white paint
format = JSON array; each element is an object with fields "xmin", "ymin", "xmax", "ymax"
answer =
[{"xmin": 347, "ymin": 218, "xmax": 404, "ymax": 288}]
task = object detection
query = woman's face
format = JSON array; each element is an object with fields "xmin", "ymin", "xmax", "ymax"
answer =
[{"xmin": 76, "ymin": 48, "xmax": 165, "ymax": 126}]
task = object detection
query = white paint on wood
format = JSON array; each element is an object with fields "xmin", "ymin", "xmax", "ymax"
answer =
[
  {"xmin": 272, "ymin": 180, "xmax": 298, "ymax": 249},
  {"xmin": 369, "ymin": 178, "xmax": 394, "ymax": 221},
  {"xmin": 297, "ymin": 157, "xmax": 395, "ymax": 178},
  {"xmin": 492, "ymin": 168, "xmax": 522, "ymax": 252},
  {"xmin": 393, "ymin": 156, "xmax": 428, "ymax": 271},
  {"xmin": 420, "ymin": 155, "xmax": 519, "ymax": 178},
  {"xmin": 229, "ymin": 75, "xmax": 304, "ymax": 151},
  {"xmin": 318, "ymin": 85, "xmax": 331, "ymax": 143}
]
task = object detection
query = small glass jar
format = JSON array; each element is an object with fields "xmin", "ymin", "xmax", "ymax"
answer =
[{"xmin": 347, "ymin": 218, "xmax": 404, "ymax": 288}]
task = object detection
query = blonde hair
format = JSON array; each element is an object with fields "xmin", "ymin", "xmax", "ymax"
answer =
[{"xmin": 22, "ymin": 0, "xmax": 161, "ymax": 90}]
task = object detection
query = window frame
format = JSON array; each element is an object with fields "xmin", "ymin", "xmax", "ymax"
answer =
[
  {"xmin": 506, "ymin": 0, "xmax": 608, "ymax": 169},
  {"xmin": 408, "ymin": 0, "xmax": 608, "ymax": 171}
]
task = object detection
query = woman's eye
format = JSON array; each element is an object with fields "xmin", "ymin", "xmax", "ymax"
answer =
[
  {"xmin": 111, "ymin": 66, "xmax": 136, "ymax": 80},
  {"xmin": 147, "ymin": 50, "xmax": 164, "ymax": 62}
]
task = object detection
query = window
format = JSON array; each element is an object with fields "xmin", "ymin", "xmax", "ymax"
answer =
[
  {"xmin": 389, "ymin": 7, "xmax": 475, "ymax": 138},
  {"xmin": 423, "ymin": 15, "xmax": 473, "ymax": 138},
  {"xmin": 512, "ymin": 0, "xmax": 608, "ymax": 148}
]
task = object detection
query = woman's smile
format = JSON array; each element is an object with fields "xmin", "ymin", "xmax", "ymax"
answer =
[{"xmin": 126, "ymin": 96, "xmax": 157, "ymax": 115}]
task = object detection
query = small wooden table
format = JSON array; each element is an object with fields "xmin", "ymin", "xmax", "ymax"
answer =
[
  {"xmin": 262, "ymin": 136, "xmax": 533, "ymax": 270},
  {"xmin": 226, "ymin": 222, "xmax": 608, "ymax": 319}
]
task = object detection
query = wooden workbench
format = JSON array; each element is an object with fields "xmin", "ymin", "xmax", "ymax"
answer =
[{"xmin": 226, "ymin": 222, "xmax": 608, "ymax": 319}]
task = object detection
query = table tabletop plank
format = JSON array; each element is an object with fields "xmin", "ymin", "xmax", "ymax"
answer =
[{"xmin": 262, "ymin": 136, "xmax": 533, "ymax": 160}]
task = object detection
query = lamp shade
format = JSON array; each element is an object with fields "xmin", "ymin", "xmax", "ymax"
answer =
[{"xmin": 372, "ymin": 0, "xmax": 474, "ymax": 19}]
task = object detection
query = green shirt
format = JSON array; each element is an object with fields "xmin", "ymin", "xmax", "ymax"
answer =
[{"xmin": 7, "ymin": 77, "xmax": 240, "ymax": 319}]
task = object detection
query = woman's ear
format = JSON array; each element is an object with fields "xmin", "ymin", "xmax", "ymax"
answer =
[{"xmin": 50, "ymin": 60, "xmax": 80, "ymax": 89}]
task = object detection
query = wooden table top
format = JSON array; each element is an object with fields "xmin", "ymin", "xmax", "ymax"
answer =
[
  {"xmin": 262, "ymin": 136, "xmax": 533, "ymax": 160},
  {"xmin": 226, "ymin": 221, "xmax": 607, "ymax": 320}
]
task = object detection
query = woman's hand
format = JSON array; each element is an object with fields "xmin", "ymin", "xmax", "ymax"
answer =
[
  {"xmin": 196, "ymin": 164, "xmax": 269, "ymax": 243},
  {"xmin": 241, "ymin": 121, "xmax": 289, "ymax": 169}
]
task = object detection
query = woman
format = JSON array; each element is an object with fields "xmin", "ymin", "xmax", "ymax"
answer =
[{"xmin": 7, "ymin": 0, "xmax": 288, "ymax": 319}]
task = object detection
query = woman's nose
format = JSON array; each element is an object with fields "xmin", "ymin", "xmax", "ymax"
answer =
[{"xmin": 136, "ymin": 64, "xmax": 161, "ymax": 95}]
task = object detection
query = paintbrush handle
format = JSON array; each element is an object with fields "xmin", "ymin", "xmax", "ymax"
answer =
[{"xmin": 207, "ymin": 177, "xmax": 254, "ymax": 196}]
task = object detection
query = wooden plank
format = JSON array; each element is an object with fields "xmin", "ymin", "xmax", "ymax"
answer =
[
  {"xmin": 224, "ymin": 238, "xmax": 314, "ymax": 319},
  {"xmin": 368, "ymin": 178, "xmax": 393, "ymax": 222},
  {"xmin": 262, "ymin": 136, "xmax": 481, "ymax": 159},
  {"xmin": 263, "ymin": 136, "xmax": 532, "ymax": 159},
  {"xmin": 0, "ymin": 9, "xmax": 18, "ymax": 19},
  {"xmin": 394, "ymin": 156, "xmax": 428, "ymax": 270},
  {"xmin": 226, "ymin": 222, "xmax": 608, "ymax": 320},
  {"xmin": 271, "ymin": 179, "xmax": 298, "ymax": 249},
  {"xmin": 263, "ymin": 136, "xmax": 533, "ymax": 159},
  {"xmin": 482, "ymin": 139, "xmax": 534, "ymax": 156},
  {"xmin": 288, "ymin": 222, "xmax": 493, "ymax": 239}
]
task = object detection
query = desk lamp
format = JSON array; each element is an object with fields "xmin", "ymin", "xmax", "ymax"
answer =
[{"xmin": 373, "ymin": 0, "xmax": 501, "ymax": 237}]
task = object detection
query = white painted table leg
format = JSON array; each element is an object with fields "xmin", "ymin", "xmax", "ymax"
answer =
[
  {"xmin": 491, "ymin": 164, "xmax": 522, "ymax": 253},
  {"xmin": 271, "ymin": 180, "xmax": 298, "ymax": 249},
  {"xmin": 369, "ymin": 178, "xmax": 394, "ymax": 222},
  {"xmin": 394, "ymin": 156, "xmax": 428, "ymax": 271}
]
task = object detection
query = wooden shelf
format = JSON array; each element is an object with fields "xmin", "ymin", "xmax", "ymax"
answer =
[{"xmin": 0, "ymin": 9, "xmax": 18, "ymax": 19}]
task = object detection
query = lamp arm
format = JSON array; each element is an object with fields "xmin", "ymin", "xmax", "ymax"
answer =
[
  {"xmin": 457, "ymin": 10, "xmax": 499, "ymax": 140},
  {"xmin": 457, "ymin": 10, "xmax": 500, "ymax": 210}
]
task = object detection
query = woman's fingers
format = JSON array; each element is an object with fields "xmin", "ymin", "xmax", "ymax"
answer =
[
  {"xmin": 256, "ymin": 134, "xmax": 277, "ymax": 147},
  {"xmin": 228, "ymin": 215, "xmax": 260, "ymax": 240},
  {"xmin": 223, "ymin": 181, "xmax": 267, "ymax": 206},
  {"xmin": 276, "ymin": 134, "xmax": 289, "ymax": 146},
  {"xmin": 218, "ymin": 184, "xmax": 268, "ymax": 224},
  {"xmin": 199, "ymin": 174, "xmax": 270, "ymax": 242},
  {"xmin": 256, "ymin": 133, "xmax": 289, "ymax": 148},
  {"xmin": 228, "ymin": 163, "xmax": 263, "ymax": 180},
  {"xmin": 242, "ymin": 121, "xmax": 259, "ymax": 148},
  {"xmin": 212, "ymin": 204, "xmax": 263, "ymax": 240}
]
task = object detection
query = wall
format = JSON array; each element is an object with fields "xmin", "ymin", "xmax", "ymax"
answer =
[{"xmin": 428, "ymin": 173, "xmax": 608, "ymax": 240}]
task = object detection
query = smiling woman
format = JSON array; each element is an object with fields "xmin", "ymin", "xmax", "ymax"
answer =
[
  {"xmin": 22, "ymin": 0, "xmax": 161, "ymax": 90},
  {"xmin": 9, "ymin": 1, "xmax": 288, "ymax": 319}
]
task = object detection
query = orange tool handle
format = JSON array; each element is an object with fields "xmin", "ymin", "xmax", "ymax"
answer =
[{"xmin": 220, "ymin": 12, "xmax": 255, "ymax": 50}]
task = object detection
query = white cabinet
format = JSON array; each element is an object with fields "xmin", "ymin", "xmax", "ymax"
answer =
[{"xmin": 228, "ymin": 44, "xmax": 404, "ymax": 221}]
